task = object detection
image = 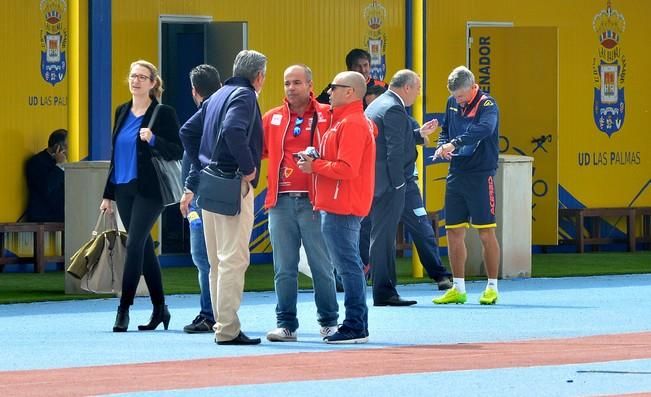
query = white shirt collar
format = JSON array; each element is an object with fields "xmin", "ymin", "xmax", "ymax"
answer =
[{"xmin": 388, "ymin": 89, "xmax": 405, "ymax": 108}]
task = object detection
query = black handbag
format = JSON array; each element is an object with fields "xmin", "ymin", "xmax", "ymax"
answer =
[
  {"xmin": 148, "ymin": 104, "xmax": 183, "ymax": 206},
  {"xmin": 197, "ymin": 87, "xmax": 255, "ymax": 216}
]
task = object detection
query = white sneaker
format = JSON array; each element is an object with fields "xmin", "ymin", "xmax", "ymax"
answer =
[
  {"xmin": 320, "ymin": 325, "xmax": 338, "ymax": 339},
  {"xmin": 266, "ymin": 327, "xmax": 297, "ymax": 342}
]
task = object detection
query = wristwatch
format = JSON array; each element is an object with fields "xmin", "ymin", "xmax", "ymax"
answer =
[{"xmin": 450, "ymin": 138, "xmax": 461, "ymax": 149}]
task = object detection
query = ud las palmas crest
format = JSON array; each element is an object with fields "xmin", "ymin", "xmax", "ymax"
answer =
[
  {"xmin": 592, "ymin": 0, "xmax": 626, "ymax": 137},
  {"xmin": 364, "ymin": 0, "xmax": 387, "ymax": 82},
  {"xmin": 40, "ymin": 0, "xmax": 67, "ymax": 86}
]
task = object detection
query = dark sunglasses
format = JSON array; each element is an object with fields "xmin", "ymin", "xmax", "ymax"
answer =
[
  {"xmin": 328, "ymin": 83, "xmax": 352, "ymax": 91},
  {"xmin": 293, "ymin": 117, "xmax": 304, "ymax": 137}
]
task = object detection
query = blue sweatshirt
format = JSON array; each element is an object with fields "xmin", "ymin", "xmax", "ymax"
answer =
[
  {"xmin": 437, "ymin": 90, "xmax": 499, "ymax": 175},
  {"xmin": 180, "ymin": 77, "xmax": 263, "ymax": 192}
]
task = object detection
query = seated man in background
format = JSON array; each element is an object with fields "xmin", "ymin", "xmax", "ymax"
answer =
[{"xmin": 25, "ymin": 129, "xmax": 67, "ymax": 222}]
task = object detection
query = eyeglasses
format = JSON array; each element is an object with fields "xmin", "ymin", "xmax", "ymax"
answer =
[
  {"xmin": 129, "ymin": 73, "xmax": 153, "ymax": 82},
  {"xmin": 293, "ymin": 117, "xmax": 304, "ymax": 137},
  {"xmin": 328, "ymin": 83, "xmax": 352, "ymax": 91}
]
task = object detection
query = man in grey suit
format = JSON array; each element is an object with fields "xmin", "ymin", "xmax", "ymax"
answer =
[{"xmin": 365, "ymin": 69, "xmax": 424, "ymax": 306}]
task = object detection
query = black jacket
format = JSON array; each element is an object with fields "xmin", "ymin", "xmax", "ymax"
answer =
[
  {"xmin": 25, "ymin": 149, "xmax": 65, "ymax": 222},
  {"xmin": 103, "ymin": 98, "xmax": 183, "ymax": 201},
  {"xmin": 364, "ymin": 90, "xmax": 420, "ymax": 197}
]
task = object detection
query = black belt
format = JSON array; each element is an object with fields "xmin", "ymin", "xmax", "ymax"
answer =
[{"xmin": 280, "ymin": 192, "xmax": 308, "ymax": 198}]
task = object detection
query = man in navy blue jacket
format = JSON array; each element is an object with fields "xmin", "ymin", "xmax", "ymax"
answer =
[
  {"xmin": 180, "ymin": 50, "xmax": 266, "ymax": 345},
  {"xmin": 432, "ymin": 66, "xmax": 501, "ymax": 306}
]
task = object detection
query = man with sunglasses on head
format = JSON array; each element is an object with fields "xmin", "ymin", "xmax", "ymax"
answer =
[
  {"xmin": 261, "ymin": 65, "xmax": 339, "ymax": 342},
  {"xmin": 297, "ymin": 71, "xmax": 377, "ymax": 344},
  {"xmin": 432, "ymin": 66, "xmax": 501, "ymax": 306},
  {"xmin": 316, "ymin": 48, "xmax": 387, "ymax": 109}
]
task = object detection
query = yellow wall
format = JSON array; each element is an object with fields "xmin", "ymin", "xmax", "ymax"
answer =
[
  {"xmin": 7, "ymin": 0, "xmax": 647, "ymax": 252},
  {"xmin": 0, "ymin": 0, "xmax": 82, "ymax": 256},
  {"xmin": 111, "ymin": 0, "xmax": 405, "ymax": 114},
  {"xmin": 0, "ymin": 0, "xmax": 71, "ymax": 222},
  {"xmin": 111, "ymin": 0, "xmax": 407, "ymax": 254},
  {"xmin": 424, "ymin": 0, "xmax": 651, "ymax": 243}
]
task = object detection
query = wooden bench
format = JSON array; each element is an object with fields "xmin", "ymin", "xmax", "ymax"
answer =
[
  {"xmin": 396, "ymin": 211, "xmax": 440, "ymax": 257},
  {"xmin": 559, "ymin": 208, "xmax": 636, "ymax": 253},
  {"xmin": 637, "ymin": 207, "xmax": 651, "ymax": 250},
  {"xmin": 0, "ymin": 223, "xmax": 65, "ymax": 273}
]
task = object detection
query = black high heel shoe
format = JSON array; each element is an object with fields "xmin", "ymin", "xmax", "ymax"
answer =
[
  {"xmin": 138, "ymin": 304, "xmax": 171, "ymax": 331},
  {"xmin": 113, "ymin": 306, "xmax": 129, "ymax": 332}
]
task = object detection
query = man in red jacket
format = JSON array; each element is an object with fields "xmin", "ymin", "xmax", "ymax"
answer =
[
  {"xmin": 297, "ymin": 71, "xmax": 377, "ymax": 344},
  {"xmin": 262, "ymin": 65, "xmax": 339, "ymax": 342}
]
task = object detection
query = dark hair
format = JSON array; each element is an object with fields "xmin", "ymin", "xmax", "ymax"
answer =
[
  {"xmin": 365, "ymin": 84, "xmax": 387, "ymax": 98},
  {"xmin": 48, "ymin": 129, "xmax": 67, "ymax": 148},
  {"xmin": 189, "ymin": 64, "xmax": 222, "ymax": 98},
  {"xmin": 345, "ymin": 48, "xmax": 371, "ymax": 70}
]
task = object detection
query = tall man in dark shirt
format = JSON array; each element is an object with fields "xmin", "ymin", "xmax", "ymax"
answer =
[
  {"xmin": 180, "ymin": 64, "xmax": 222, "ymax": 334},
  {"xmin": 180, "ymin": 50, "xmax": 267, "ymax": 345},
  {"xmin": 25, "ymin": 129, "xmax": 67, "ymax": 222},
  {"xmin": 316, "ymin": 48, "xmax": 387, "ymax": 108}
]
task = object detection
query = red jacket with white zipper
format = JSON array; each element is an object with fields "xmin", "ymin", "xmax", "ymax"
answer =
[
  {"xmin": 312, "ymin": 100, "xmax": 377, "ymax": 216},
  {"xmin": 262, "ymin": 95, "xmax": 332, "ymax": 209}
]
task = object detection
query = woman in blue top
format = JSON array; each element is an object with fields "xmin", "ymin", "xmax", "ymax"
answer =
[{"xmin": 101, "ymin": 60, "xmax": 183, "ymax": 332}]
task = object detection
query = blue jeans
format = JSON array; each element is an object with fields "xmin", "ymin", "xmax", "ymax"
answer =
[
  {"xmin": 268, "ymin": 195, "xmax": 338, "ymax": 331},
  {"xmin": 189, "ymin": 198, "xmax": 214, "ymax": 322},
  {"xmin": 320, "ymin": 212, "xmax": 368, "ymax": 333}
]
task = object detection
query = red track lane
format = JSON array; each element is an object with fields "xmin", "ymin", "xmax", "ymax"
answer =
[{"xmin": 2, "ymin": 332, "xmax": 651, "ymax": 396}]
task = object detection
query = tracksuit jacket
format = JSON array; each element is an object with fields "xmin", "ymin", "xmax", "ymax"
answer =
[
  {"xmin": 261, "ymin": 95, "xmax": 332, "ymax": 209},
  {"xmin": 311, "ymin": 100, "xmax": 377, "ymax": 217},
  {"xmin": 437, "ymin": 89, "xmax": 500, "ymax": 175}
]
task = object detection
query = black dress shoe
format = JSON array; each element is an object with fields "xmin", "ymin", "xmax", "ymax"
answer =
[
  {"xmin": 216, "ymin": 331, "xmax": 261, "ymax": 345},
  {"xmin": 435, "ymin": 276, "xmax": 454, "ymax": 291},
  {"xmin": 374, "ymin": 295, "xmax": 417, "ymax": 306}
]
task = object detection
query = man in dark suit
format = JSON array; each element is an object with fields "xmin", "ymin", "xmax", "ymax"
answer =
[
  {"xmin": 365, "ymin": 70, "xmax": 424, "ymax": 306},
  {"xmin": 25, "ymin": 129, "xmax": 67, "ymax": 222}
]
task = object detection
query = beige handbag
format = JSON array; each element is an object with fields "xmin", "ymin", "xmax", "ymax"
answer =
[{"xmin": 79, "ymin": 212, "xmax": 128, "ymax": 294}]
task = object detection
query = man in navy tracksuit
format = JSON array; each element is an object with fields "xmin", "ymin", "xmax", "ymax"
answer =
[{"xmin": 432, "ymin": 66, "xmax": 501, "ymax": 305}]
